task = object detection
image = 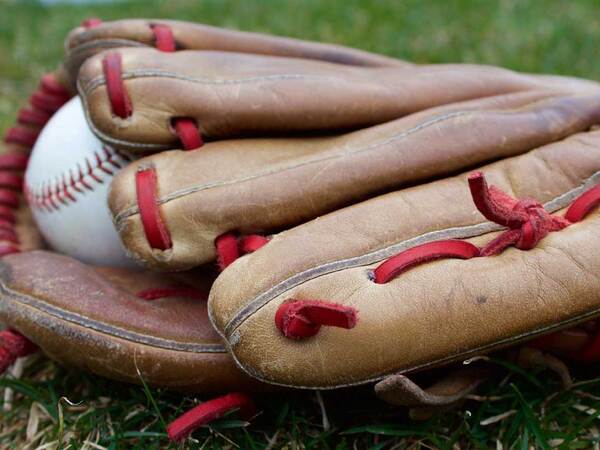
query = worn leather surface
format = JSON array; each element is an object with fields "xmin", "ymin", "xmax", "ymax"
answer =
[
  {"xmin": 77, "ymin": 47, "xmax": 600, "ymax": 152},
  {"xmin": 63, "ymin": 18, "xmax": 408, "ymax": 87},
  {"xmin": 208, "ymin": 130, "xmax": 600, "ymax": 388},
  {"xmin": 0, "ymin": 251, "xmax": 258, "ymax": 392},
  {"xmin": 109, "ymin": 90, "xmax": 600, "ymax": 270}
]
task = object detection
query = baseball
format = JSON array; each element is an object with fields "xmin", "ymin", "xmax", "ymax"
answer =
[{"xmin": 25, "ymin": 96, "xmax": 138, "ymax": 268}]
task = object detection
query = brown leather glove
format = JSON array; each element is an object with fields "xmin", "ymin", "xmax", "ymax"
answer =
[
  {"xmin": 0, "ymin": 70, "xmax": 261, "ymax": 441},
  {"xmin": 62, "ymin": 17, "xmax": 411, "ymax": 89},
  {"xmin": 75, "ymin": 47, "xmax": 598, "ymax": 152},
  {"xmin": 207, "ymin": 125, "xmax": 600, "ymax": 391},
  {"xmin": 107, "ymin": 89, "xmax": 600, "ymax": 271}
]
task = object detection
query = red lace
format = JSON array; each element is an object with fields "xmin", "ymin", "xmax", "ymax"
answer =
[
  {"xmin": 136, "ymin": 167, "xmax": 172, "ymax": 250},
  {"xmin": 276, "ymin": 172, "xmax": 600, "ymax": 340},
  {"xmin": 275, "ymin": 300, "xmax": 357, "ymax": 339},
  {"xmin": 372, "ymin": 172, "xmax": 599, "ymax": 284},
  {"xmin": 0, "ymin": 330, "xmax": 37, "ymax": 374},
  {"xmin": 166, "ymin": 392, "xmax": 256, "ymax": 441},
  {"xmin": 215, "ymin": 232, "xmax": 270, "ymax": 270},
  {"xmin": 136, "ymin": 287, "xmax": 207, "ymax": 301},
  {"xmin": 100, "ymin": 23, "xmax": 204, "ymax": 150},
  {"xmin": 1, "ymin": 72, "xmax": 70, "ymax": 259}
]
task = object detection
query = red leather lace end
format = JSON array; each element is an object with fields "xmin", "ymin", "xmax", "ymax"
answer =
[
  {"xmin": 136, "ymin": 287, "xmax": 207, "ymax": 301},
  {"xmin": 239, "ymin": 235, "xmax": 270, "ymax": 253},
  {"xmin": 82, "ymin": 18, "xmax": 103, "ymax": 29},
  {"xmin": 0, "ymin": 330, "xmax": 37, "ymax": 374},
  {"xmin": 275, "ymin": 300, "xmax": 357, "ymax": 339},
  {"xmin": 215, "ymin": 232, "xmax": 239, "ymax": 270},
  {"xmin": 565, "ymin": 184, "xmax": 600, "ymax": 223},
  {"xmin": 0, "ymin": 206, "xmax": 16, "ymax": 223},
  {"xmin": 136, "ymin": 168, "xmax": 172, "ymax": 250},
  {"xmin": 172, "ymin": 118, "xmax": 204, "ymax": 150},
  {"xmin": 372, "ymin": 240, "xmax": 480, "ymax": 284},
  {"xmin": 166, "ymin": 392, "xmax": 256, "ymax": 442},
  {"xmin": 151, "ymin": 24, "xmax": 176, "ymax": 52},
  {"xmin": 103, "ymin": 53, "xmax": 132, "ymax": 119}
]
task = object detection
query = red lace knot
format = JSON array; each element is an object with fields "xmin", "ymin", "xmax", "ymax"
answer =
[
  {"xmin": 275, "ymin": 299, "xmax": 357, "ymax": 339},
  {"xmin": 372, "ymin": 172, "xmax": 600, "ymax": 284},
  {"xmin": 215, "ymin": 232, "xmax": 270, "ymax": 270},
  {"xmin": 0, "ymin": 330, "xmax": 37, "ymax": 374},
  {"xmin": 166, "ymin": 392, "xmax": 256, "ymax": 441},
  {"xmin": 468, "ymin": 172, "xmax": 570, "ymax": 256}
]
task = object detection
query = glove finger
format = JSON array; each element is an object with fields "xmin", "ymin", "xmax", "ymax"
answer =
[
  {"xmin": 62, "ymin": 18, "xmax": 410, "ymax": 88},
  {"xmin": 208, "ymin": 128, "xmax": 600, "ymax": 388},
  {"xmin": 0, "ymin": 250, "xmax": 258, "ymax": 393},
  {"xmin": 108, "ymin": 90, "xmax": 600, "ymax": 271},
  {"xmin": 77, "ymin": 47, "xmax": 599, "ymax": 153}
]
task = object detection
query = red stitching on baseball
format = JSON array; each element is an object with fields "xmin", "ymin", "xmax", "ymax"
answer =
[
  {"xmin": 136, "ymin": 287, "xmax": 208, "ymax": 301},
  {"xmin": 275, "ymin": 300, "xmax": 357, "ymax": 339},
  {"xmin": 26, "ymin": 147, "xmax": 127, "ymax": 213},
  {"xmin": 172, "ymin": 118, "xmax": 204, "ymax": 150},
  {"xmin": 151, "ymin": 24, "xmax": 176, "ymax": 52},
  {"xmin": 166, "ymin": 392, "xmax": 256, "ymax": 441},
  {"xmin": 136, "ymin": 167, "xmax": 173, "ymax": 250},
  {"xmin": 103, "ymin": 53, "xmax": 132, "ymax": 119}
]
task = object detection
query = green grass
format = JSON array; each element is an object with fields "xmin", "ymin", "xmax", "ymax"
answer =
[{"xmin": 2, "ymin": 0, "xmax": 600, "ymax": 447}]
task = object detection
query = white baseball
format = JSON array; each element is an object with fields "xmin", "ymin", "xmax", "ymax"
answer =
[{"xmin": 25, "ymin": 96, "xmax": 138, "ymax": 268}]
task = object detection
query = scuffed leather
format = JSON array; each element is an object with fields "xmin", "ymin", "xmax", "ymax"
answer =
[
  {"xmin": 77, "ymin": 47, "xmax": 600, "ymax": 152},
  {"xmin": 0, "ymin": 251, "xmax": 258, "ymax": 393},
  {"xmin": 208, "ymin": 130, "xmax": 600, "ymax": 388},
  {"xmin": 63, "ymin": 18, "xmax": 409, "ymax": 88},
  {"xmin": 109, "ymin": 90, "xmax": 600, "ymax": 270}
]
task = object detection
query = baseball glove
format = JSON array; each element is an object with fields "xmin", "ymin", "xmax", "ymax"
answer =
[
  {"xmin": 207, "ymin": 125, "xmax": 600, "ymax": 391},
  {"xmin": 0, "ymin": 19, "xmax": 431, "ymax": 441},
  {"xmin": 1, "ymin": 18, "xmax": 600, "ymax": 441}
]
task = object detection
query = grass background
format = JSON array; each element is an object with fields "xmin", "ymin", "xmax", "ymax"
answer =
[{"xmin": 1, "ymin": 0, "xmax": 600, "ymax": 448}]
